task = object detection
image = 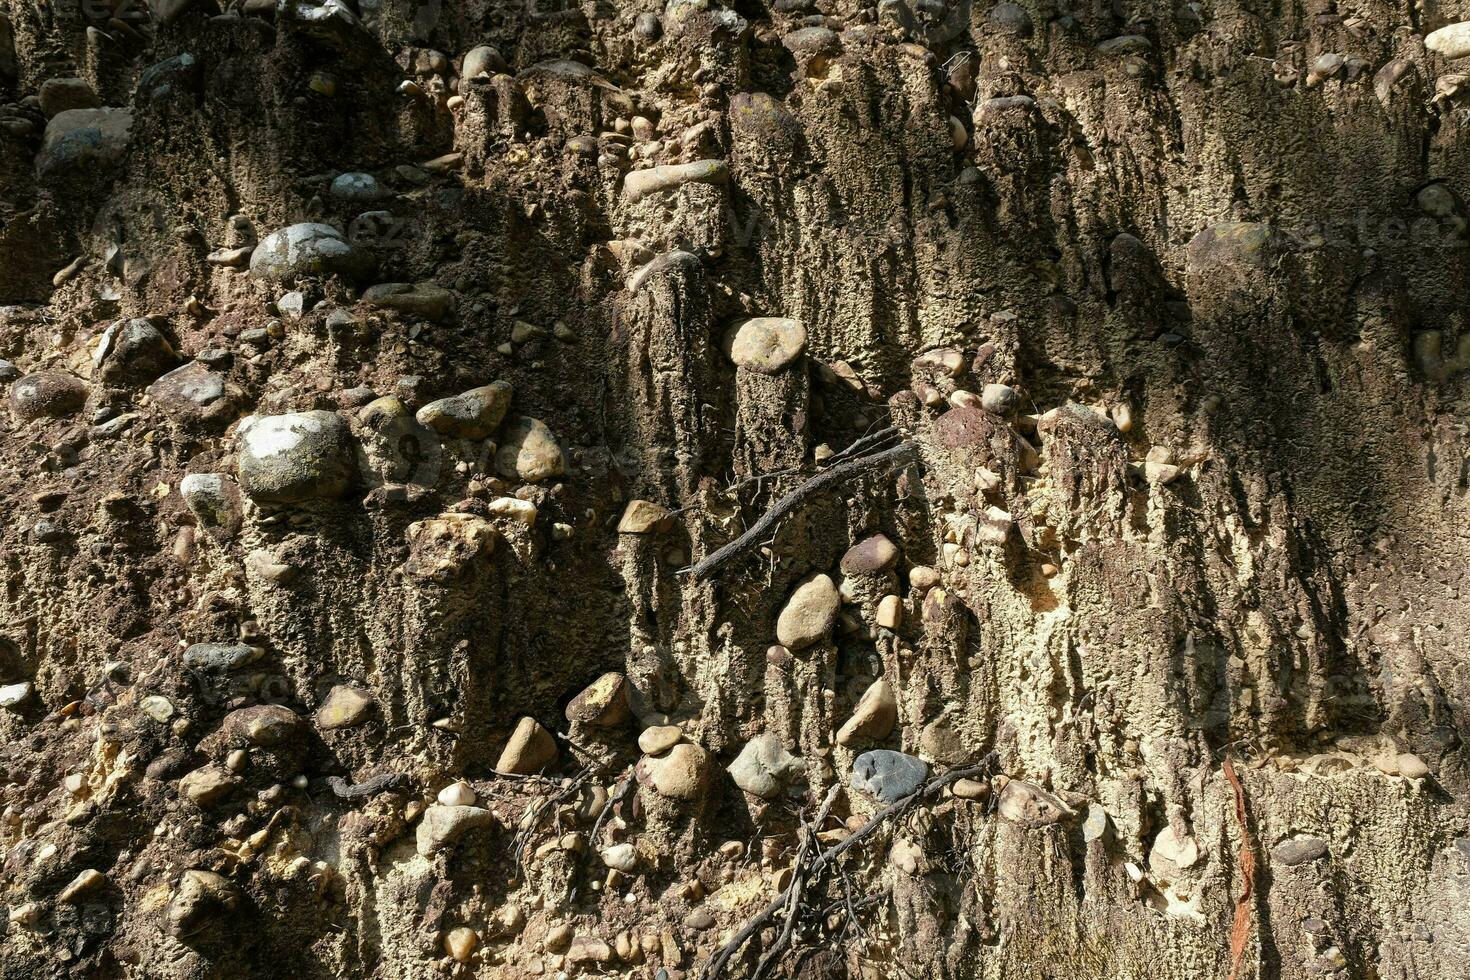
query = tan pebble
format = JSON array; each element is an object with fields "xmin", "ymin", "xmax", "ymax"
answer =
[
  {"xmin": 638, "ymin": 724, "xmax": 684, "ymax": 755},
  {"xmin": 909, "ymin": 566, "xmax": 940, "ymax": 590},
  {"xmin": 444, "ymin": 926, "xmax": 478, "ymax": 962},
  {"xmin": 952, "ymin": 778, "xmax": 989, "ymax": 800},
  {"xmin": 495, "ymin": 717, "xmax": 558, "ymax": 774},
  {"xmin": 836, "ymin": 678, "xmax": 897, "ymax": 747},
  {"xmin": 58, "ymin": 869, "xmax": 105, "ymax": 903},
  {"xmin": 437, "ymin": 780, "xmax": 476, "ymax": 807},
  {"xmin": 949, "ymin": 115, "xmax": 968, "ymax": 148}
]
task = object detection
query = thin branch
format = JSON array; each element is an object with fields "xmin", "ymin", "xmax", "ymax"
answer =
[{"xmin": 686, "ymin": 441, "xmax": 918, "ymax": 581}]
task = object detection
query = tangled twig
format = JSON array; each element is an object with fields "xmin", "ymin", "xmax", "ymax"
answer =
[
  {"xmin": 569, "ymin": 777, "xmax": 638, "ymax": 901},
  {"xmin": 507, "ymin": 767, "xmax": 595, "ymax": 871},
  {"xmin": 704, "ymin": 753, "xmax": 999, "ymax": 979}
]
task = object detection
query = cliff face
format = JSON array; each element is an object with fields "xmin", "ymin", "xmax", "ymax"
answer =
[{"xmin": 1, "ymin": 0, "xmax": 1468, "ymax": 977}]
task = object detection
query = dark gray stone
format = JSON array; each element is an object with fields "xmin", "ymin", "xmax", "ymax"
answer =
[
  {"xmin": 94, "ymin": 318, "xmax": 176, "ymax": 386},
  {"xmin": 851, "ymin": 750, "xmax": 928, "ymax": 803},
  {"xmin": 1272, "ymin": 835, "xmax": 1329, "ymax": 867},
  {"xmin": 183, "ymin": 642, "xmax": 262, "ymax": 671}
]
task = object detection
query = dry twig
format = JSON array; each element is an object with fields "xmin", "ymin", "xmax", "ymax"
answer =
[
  {"xmin": 1224, "ymin": 756, "xmax": 1256, "ymax": 980},
  {"xmin": 686, "ymin": 440, "xmax": 918, "ymax": 581},
  {"xmin": 325, "ymin": 772, "xmax": 409, "ymax": 800}
]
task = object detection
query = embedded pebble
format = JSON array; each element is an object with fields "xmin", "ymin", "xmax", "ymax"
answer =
[
  {"xmin": 487, "ymin": 497, "xmax": 538, "ymax": 524},
  {"xmin": 495, "ymin": 416, "xmax": 567, "ymax": 483},
  {"xmin": 179, "ymin": 474, "xmax": 240, "ymax": 532},
  {"xmin": 727, "ymin": 733, "xmax": 804, "ymax": 799},
  {"xmin": 330, "ymin": 172, "xmax": 385, "ymax": 201},
  {"xmin": 37, "ymin": 108, "xmax": 133, "ymax": 177},
  {"xmin": 444, "ymin": 926, "xmax": 478, "ymax": 963},
  {"xmin": 1427, "ymin": 22, "xmax": 1470, "ymax": 60},
  {"xmin": 723, "ymin": 317, "xmax": 808, "ymax": 374},
  {"xmin": 168, "ymin": 870, "xmax": 239, "ymax": 938},
  {"xmin": 249, "ymin": 223, "xmax": 375, "ymax": 283},
  {"xmin": 565, "ymin": 673, "xmax": 631, "ymax": 727},
  {"xmin": 601, "ymin": 842, "xmax": 638, "ymax": 872},
  {"xmin": 840, "ymin": 534, "xmax": 899, "ymax": 575},
  {"xmin": 1272, "ymin": 835, "xmax": 1329, "ymax": 867},
  {"xmin": 996, "ymin": 779, "xmax": 1073, "ymax": 828},
  {"xmin": 776, "ymin": 574, "xmax": 841, "ymax": 650},
  {"xmin": 496, "ymin": 716, "xmax": 558, "ymax": 774},
  {"xmin": 980, "ymin": 383, "xmax": 1020, "ymax": 416},
  {"xmin": 622, "ymin": 159, "xmax": 728, "ymax": 203},
  {"xmin": 462, "ymin": 45, "xmax": 506, "ymax": 78},
  {"xmin": 183, "ymin": 642, "xmax": 262, "ymax": 672},
  {"xmin": 417, "ymin": 804, "xmax": 495, "ymax": 856},
  {"xmin": 317, "ymin": 686, "xmax": 372, "ymax": 729},
  {"xmin": 38, "ymin": 77, "xmax": 100, "ymax": 116},
  {"xmin": 415, "ymin": 382, "xmax": 511, "ymax": 440},
  {"xmin": 617, "ymin": 499, "xmax": 673, "ymax": 533},
  {"xmin": 58, "ymin": 869, "xmax": 106, "ymax": 903},
  {"xmin": 640, "ymin": 742, "xmax": 713, "ymax": 800},
  {"xmin": 361, "ymin": 282, "xmax": 456, "ymax": 321},
  {"xmin": 836, "ymin": 678, "xmax": 897, "ymax": 746},
  {"xmin": 437, "ymin": 780, "xmax": 477, "ymax": 807},
  {"xmin": 179, "ymin": 765, "xmax": 239, "ymax": 806},
  {"xmin": 10, "ymin": 371, "xmax": 87, "ymax": 420},
  {"xmin": 952, "ymin": 778, "xmax": 989, "ymax": 801},
  {"xmin": 140, "ymin": 695, "xmax": 176, "ymax": 722},
  {"xmin": 1082, "ymin": 803, "xmax": 1109, "ymax": 841},
  {"xmin": 638, "ymin": 725, "xmax": 684, "ymax": 755},
  {"xmin": 0, "ymin": 681, "xmax": 33, "ymax": 709}
]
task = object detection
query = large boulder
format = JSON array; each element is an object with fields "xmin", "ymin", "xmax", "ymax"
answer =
[
  {"xmin": 93, "ymin": 318, "xmax": 176, "ymax": 386},
  {"xmin": 10, "ymin": 371, "xmax": 87, "ymax": 420},
  {"xmin": 248, "ymin": 223, "xmax": 375, "ymax": 283},
  {"xmin": 36, "ymin": 108, "xmax": 133, "ymax": 178},
  {"xmin": 148, "ymin": 362, "xmax": 237, "ymax": 430},
  {"xmin": 236, "ymin": 411, "xmax": 356, "ymax": 503}
]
